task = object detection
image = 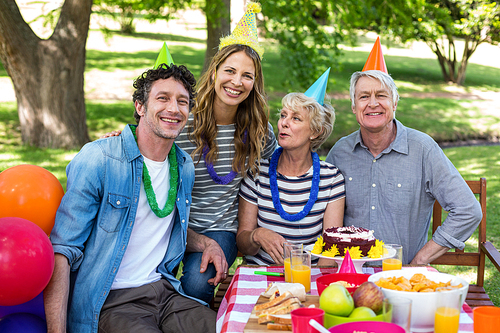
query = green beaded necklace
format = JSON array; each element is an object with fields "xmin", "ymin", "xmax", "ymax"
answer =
[{"xmin": 131, "ymin": 125, "xmax": 178, "ymax": 218}]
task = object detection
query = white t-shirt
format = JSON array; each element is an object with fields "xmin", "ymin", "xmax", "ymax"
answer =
[{"xmin": 111, "ymin": 156, "xmax": 175, "ymax": 290}]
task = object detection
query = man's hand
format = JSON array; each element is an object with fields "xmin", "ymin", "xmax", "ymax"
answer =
[
  {"xmin": 186, "ymin": 228, "xmax": 229, "ymax": 286},
  {"xmin": 201, "ymin": 240, "xmax": 228, "ymax": 286},
  {"xmin": 100, "ymin": 130, "xmax": 121, "ymax": 139}
]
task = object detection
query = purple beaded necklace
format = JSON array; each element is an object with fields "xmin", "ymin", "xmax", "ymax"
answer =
[{"xmin": 203, "ymin": 130, "xmax": 248, "ymax": 185}]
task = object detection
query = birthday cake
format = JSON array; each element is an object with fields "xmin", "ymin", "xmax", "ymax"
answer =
[
  {"xmin": 323, "ymin": 226, "xmax": 376, "ymax": 256},
  {"xmin": 312, "ymin": 226, "xmax": 378, "ymax": 258}
]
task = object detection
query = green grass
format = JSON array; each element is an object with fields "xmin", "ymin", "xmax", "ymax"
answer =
[{"xmin": 1, "ymin": 27, "xmax": 500, "ymax": 306}]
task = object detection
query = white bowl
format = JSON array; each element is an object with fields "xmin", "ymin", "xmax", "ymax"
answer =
[{"xmin": 368, "ymin": 268, "xmax": 469, "ymax": 332}]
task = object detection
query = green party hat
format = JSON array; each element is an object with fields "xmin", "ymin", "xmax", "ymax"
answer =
[
  {"xmin": 153, "ymin": 42, "xmax": 175, "ymax": 69},
  {"xmin": 304, "ymin": 68, "xmax": 330, "ymax": 106}
]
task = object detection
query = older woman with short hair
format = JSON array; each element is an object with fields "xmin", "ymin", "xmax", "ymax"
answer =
[{"xmin": 236, "ymin": 90, "xmax": 345, "ymax": 266}]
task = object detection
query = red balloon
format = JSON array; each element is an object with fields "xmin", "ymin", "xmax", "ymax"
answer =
[
  {"xmin": 0, "ymin": 217, "xmax": 55, "ymax": 306},
  {"xmin": 0, "ymin": 164, "xmax": 64, "ymax": 235}
]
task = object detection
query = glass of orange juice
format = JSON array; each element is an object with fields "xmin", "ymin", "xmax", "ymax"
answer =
[
  {"xmin": 283, "ymin": 242, "xmax": 303, "ymax": 283},
  {"xmin": 434, "ymin": 287, "xmax": 461, "ymax": 333},
  {"xmin": 382, "ymin": 244, "xmax": 403, "ymax": 271},
  {"xmin": 290, "ymin": 249, "xmax": 311, "ymax": 292}
]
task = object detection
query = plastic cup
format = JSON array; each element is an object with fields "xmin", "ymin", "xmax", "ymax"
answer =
[
  {"xmin": 473, "ymin": 306, "xmax": 500, "ymax": 333},
  {"xmin": 284, "ymin": 242, "xmax": 303, "ymax": 283},
  {"xmin": 383, "ymin": 297, "xmax": 412, "ymax": 333},
  {"xmin": 382, "ymin": 244, "xmax": 403, "ymax": 271},
  {"xmin": 291, "ymin": 307, "xmax": 324, "ymax": 333},
  {"xmin": 291, "ymin": 249, "xmax": 311, "ymax": 292},
  {"xmin": 434, "ymin": 287, "xmax": 461, "ymax": 333}
]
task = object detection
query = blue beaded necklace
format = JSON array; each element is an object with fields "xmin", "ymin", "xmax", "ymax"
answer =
[{"xmin": 269, "ymin": 147, "xmax": 320, "ymax": 221}]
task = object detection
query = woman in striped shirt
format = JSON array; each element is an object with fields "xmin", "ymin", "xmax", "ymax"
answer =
[
  {"xmin": 237, "ymin": 92, "xmax": 345, "ymax": 266},
  {"xmin": 176, "ymin": 44, "xmax": 276, "ymax": 302}
]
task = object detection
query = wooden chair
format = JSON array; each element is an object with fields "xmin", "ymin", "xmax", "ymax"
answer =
[{"xmin": 431, "ymin": 177, "xmax": 500, "ymax": 308}]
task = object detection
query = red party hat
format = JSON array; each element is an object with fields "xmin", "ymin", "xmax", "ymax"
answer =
[
  {"xmin": 362, "ymin": 37, "xmax": 388, "ymax": 73},
  {"xmin": 338, "ymin": 249, "xmax": 357, "ymax": 273}
]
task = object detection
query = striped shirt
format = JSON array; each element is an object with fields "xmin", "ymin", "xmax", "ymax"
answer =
[
  {"xmin": 239, "ymin": 158, "xmax": 346, "ymax": 265},
  {"xmin": 175, "ymin": 117, "xmax": 277, "ymax": 234}
]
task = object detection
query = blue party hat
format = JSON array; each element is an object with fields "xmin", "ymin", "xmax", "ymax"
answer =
[
  {"xmin": 304, "ymin": 68, "xmax": 330, "ymax": 105},
  {"xmin": 153, "ymin": 42, "xmax": 175, "ymax": 69}
]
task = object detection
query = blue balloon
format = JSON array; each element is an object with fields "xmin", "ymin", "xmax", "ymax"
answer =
[
  {"xmin": 0, "ymin": 291, "xmax": 45, "ymax": 319},
  {"xmin": 0, "ymin": 313, "xmax": 47, "ymax": 332}
]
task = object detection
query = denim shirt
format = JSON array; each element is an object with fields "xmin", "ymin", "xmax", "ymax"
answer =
[
  {"xmin": 50, "ymin": 125, "xmax": 196, "ymax": 333},
  {"xmin": 326, "ymin": 119, "xmax": 481, "ymax": 264}
]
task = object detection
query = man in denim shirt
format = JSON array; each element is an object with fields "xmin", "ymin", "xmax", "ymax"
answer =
[
  {"xmin": 326, "ymin": 70, "xmax": 482, "ymax": 265},
  {"xmin": 44, "ymin": 65, "xmax": 216, "ymax": 332}
]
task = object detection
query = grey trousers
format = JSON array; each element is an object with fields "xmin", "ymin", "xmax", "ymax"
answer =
[{"xmin": 98, "ymin": 279, "xmax": 216, "ymax": 333}]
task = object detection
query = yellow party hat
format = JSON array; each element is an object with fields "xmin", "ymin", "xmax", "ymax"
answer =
[{"xmin": 218, "ymin": 2, "xmax": 264, "ymax": 58}]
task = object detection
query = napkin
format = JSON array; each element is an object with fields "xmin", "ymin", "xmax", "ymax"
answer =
[{"xmin": 261, "ymin": 282, "xmax": 307, "ymax": 301}]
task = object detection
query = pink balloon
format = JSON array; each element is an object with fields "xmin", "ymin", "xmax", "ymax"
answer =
[{"xmin": 0, "ymin": 217, "xmax": 55, "ymax": 306}]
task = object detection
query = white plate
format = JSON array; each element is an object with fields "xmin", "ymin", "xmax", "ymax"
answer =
[{"xmin": 304, "ymin": 244, "xmax": 396, "ymax": 273}]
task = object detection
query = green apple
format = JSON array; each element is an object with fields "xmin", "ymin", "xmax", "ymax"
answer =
[
  {"xmin": 319, "ymin": 284, "xmax": 354, "ymax": 317},
  {"xmin": 348, "ymin": 306, "xmax": 377, "ymax": 319}
]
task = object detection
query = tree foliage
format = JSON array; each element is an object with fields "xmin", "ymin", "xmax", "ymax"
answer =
[
  {"xmin": 357, "ymin": 0, "xmax": 500, "ymax": 85},
  {"xmin": 260, "ymin": 0, "xmax": 353, "ymax": 89},
  {"xmin": 93, "ymin": 0, "xmax": 192, "ymax": 34}
]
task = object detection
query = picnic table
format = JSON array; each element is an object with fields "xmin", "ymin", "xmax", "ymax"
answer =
[{"xmin": 216, "ymin": 265, "xmax": 474, "ymax": 333}]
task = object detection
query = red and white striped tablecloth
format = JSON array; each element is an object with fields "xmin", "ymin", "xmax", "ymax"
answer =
[{"xmin": 216, "ymin": 266, "xmax": 473, "ymax": 333}]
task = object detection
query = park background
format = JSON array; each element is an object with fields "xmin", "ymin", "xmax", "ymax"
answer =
[{"xmin": 1, "ymin": 0, "xmax": 499, "ymax": 306}]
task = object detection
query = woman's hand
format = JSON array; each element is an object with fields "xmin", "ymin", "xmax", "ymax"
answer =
[
  {"xmin": 100, "ymin": 130, "xmax": 122, "ymax": 139},
  {"xmin": 236, "ymin": 197, "xmax": 286, "ymax": 264},
  {"xmin": 253, "ymin": 228, "xmax": 286, "ymax": 265}
]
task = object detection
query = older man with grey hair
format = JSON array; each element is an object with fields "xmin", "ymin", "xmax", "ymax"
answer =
[{"xmin": 325, "ymin": 69, "xmax": 482, "ymax": 265}]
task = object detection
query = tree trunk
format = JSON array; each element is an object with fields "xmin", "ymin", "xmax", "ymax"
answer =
[
  {"xmin": 430, "ymin": 41, "xmax": 452, "ymax": 83},
  {"xmin": 456, "ymin": 37, "xmax": 479, "ymax": 86},
  {"xmin": 456, "ymin": 61, "xmax": 468, "ymax": 86},
  {"xmin": 0, "ymin": 0, "xmax": 92, "ymax": 149},
  {"xmin": 202, "ymin": 0, "xmax": 231, "ymax": 74}
]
